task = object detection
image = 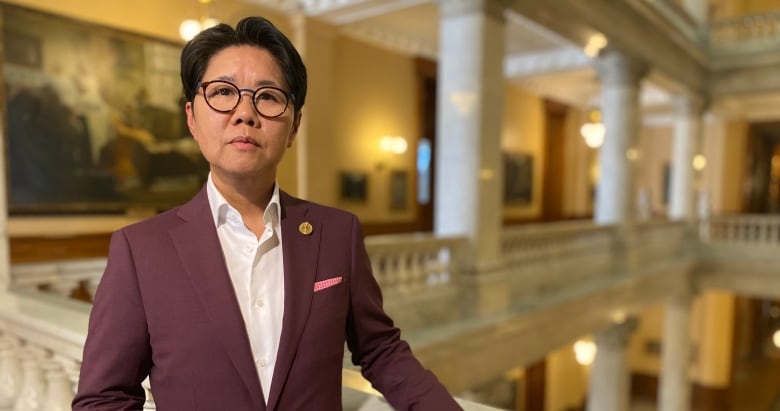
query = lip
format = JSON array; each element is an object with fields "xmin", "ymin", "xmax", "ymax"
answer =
[{"xmin": 228, "ymin": 136, "xmax": 260, "ymax": 147}]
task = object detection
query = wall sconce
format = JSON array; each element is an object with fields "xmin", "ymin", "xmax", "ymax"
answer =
[
  {"xmin": 179, "ymin": 0, "xmax": 220, "ymax": 41},
  {"xmin": 692, "ymin": 154, "xmax": 707, "ymax": 171},
  {"xmin": 573, "ymin": 339, "xmax": 597, "ymax": 366},
  {"xmin": 379, "ymin": 136, "xmax": 408, "ymax": 155},
  {"xmin": 580, "ymin": 110, "xmax": 605, "ymax": 149}
]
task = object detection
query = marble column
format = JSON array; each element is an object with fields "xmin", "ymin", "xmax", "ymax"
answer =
[
  {"xmin": 288, "ymin": 15, "xmax": 338, "ymax": 199},
  {"xmin": 658, "ymin": 294, "xmax": 693, "ymax": 411},
  {"xmin": 593, "ymin": 49, "xmax": 648, "ymax": 226},
  {"xmin": 682, "ymin": 0, "xmax": 709, "ymax": 26},
  {"xmin": 435, "ymin": 0, "xmax": 508, "ymax": 316},
  {"xmin": 587, "ymin": 318, "xmax": 638, "ymax": 411},
  {"xmin": 669, "ymin": 96, "xmax": 704, "ymax": 221}
]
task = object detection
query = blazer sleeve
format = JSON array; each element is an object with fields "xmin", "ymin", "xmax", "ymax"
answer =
[
  {"xmin": 344, "ymin": 216, "xmax": 462, "ymax": 411},
  {"xmin": 72, "ymin": 230, "xmax": 151, "ymax": 410}
]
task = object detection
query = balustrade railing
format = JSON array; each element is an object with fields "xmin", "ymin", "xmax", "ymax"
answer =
[
  {"xmin": 501, "ymin": 220, "xmax": 617, "ymax": 303},
  {"xmin": 4, "ymin": 215, "xmax": 770, "ymax": 410},
  {"xmin": 710, "ymin": 10, "xmax": 780, "ymax": 49},
  {"xmin": 702, "ymin": 214, "xmax": 780, "ymax": 245},
  {"xmin": 365, "ymin": 233, "xmax": 466, "ymax": 295},
  {"xmin": 634, "ymin": 219, "xmax": 688, "ymax": 263}
]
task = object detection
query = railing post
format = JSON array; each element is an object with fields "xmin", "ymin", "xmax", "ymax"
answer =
[
  {"xmin": 41, "ymin": 360, "xmax": 72, "ymax": 411},
  {"xmin": 0, "ymin": 336, "xmax": 22, "ymax": 410},
  {"xmin": 13, "ymin": 345, "xmax": 48, "ymax": 411}
]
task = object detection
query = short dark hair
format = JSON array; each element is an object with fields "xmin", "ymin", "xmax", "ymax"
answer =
[{"xmin": 180, "ymin": 16, "xmax": 307, "ymax": 113}]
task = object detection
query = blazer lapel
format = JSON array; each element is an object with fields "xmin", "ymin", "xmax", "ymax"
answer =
[
  {"xmin": 266, "ymin": 192, "xmax": 320, "ymax": 410},
  {"xmin": 169, "ymin": 188, "xmax": 266, "ymax": 409}
]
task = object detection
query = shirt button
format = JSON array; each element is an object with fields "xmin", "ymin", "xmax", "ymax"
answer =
[
  {"xmin": 245, "ymin": 246, "xmax": 253, "ymax": 254},
  {"xmin": 258, "ymin": 359, "xmax": 267, "ymax": 367},
  {"xmin": 254, "ymin": 299, "xmax": 264, "ymax": 308}
]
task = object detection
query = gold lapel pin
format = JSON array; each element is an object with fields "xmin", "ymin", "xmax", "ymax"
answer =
[{"xmin": 298, "ymin": 221, "xmax": 313, "ymax": 235}]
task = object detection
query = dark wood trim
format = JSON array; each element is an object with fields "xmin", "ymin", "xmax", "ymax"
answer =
[
  {"xmin": 524, "ymin": 358, "xmax": 546, "ymax": 411},
  {"xmin": 10, "ymin": 234, "xmax": 111, "ymax": 263},
  {"xmin": 542, "ymin": 99, "xmax": 568, "ymax": 222},
  {"xmin": 413, "ymin": 57, "xmax": 437, "ymax": 233}
]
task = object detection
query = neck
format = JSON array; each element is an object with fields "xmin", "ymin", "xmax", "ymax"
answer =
[{"xmin": 212, "ymin": 172, "xmax": 275, "ymax": 217}]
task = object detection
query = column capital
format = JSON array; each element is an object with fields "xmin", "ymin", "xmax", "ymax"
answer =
[
  {"xmin": 438, "ymin": 0, "xmax": 507, "ymax": 20},
  {"xmin": 671, "ymin": 93, "xmax": 708, "ymax": 116},
  {"xmin": 595, "ymin": 48, "xmax": 648, "ymax": 88},
  {"xmin": 595, "ymin": 317, "xmax": 639, "ymax": 349}
]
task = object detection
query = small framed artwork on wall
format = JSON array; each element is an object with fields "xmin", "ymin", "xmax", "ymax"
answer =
[
  {"xmin": 389, "ymin": 170, "xmax": 408, "ymax": 211},
  {"xmin": 340, "ymin": 172, "xmax": 368, "ymax": 202},
  {"xmin": 503, "ymin": 152, "xmax": 533, "ymax": 205}
]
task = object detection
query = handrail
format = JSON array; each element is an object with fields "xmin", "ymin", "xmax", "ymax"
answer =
[{"xmin": 3, "ymin": 214, "xmax": 779, "ymax": 410}]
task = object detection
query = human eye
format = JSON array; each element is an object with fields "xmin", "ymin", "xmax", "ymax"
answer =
[
  {"xmin": 255, "ymin": 88, "xmax": 285, "ymax": 103},
  {"xmin": 206, "ymin": 83, "xmax": 237, "ymax": 98}
]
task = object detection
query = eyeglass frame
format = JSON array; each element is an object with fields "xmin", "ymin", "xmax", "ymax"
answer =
[{"xmin": 195, "ymin": 80, "xmax": 295, "ymax": 118}]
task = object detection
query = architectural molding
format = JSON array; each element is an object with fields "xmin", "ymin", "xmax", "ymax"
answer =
[
  {"xmin": 341, "ymin": 22, "xmax": 438, "ymax": 59},
  {"xmin": 504, "ymin": 47, "xmax": 590, "ymax": 79},
  {"xmin": 438, "ymin": 0, "xmax": 508, "ymax": 21}
]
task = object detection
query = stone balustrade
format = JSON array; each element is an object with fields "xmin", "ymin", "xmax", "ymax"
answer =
[
  {"xmin": 0, "ymin": 291, "xmax": 88, "ymax": 411},
  {"xmin": 710, "ymin": 10, "xmax": 780, "ymax": 48},
  {"xmin": 365, "ymin": 233, "xmax": 466, "ymax": 294},
  {"xmin": 633, "ymin": 219, "xmax": 689, "ymax": 263},
  {"xmin": 10, "ymin": 258, "xmax": 105, "ymax": 300},
  {"xmin": 1, "ymin": 214, "xmax": 778, "ymax": 409},
  {"xmin": 703, "ymin": 214, "xmax": 780, "ymax": 244},
  {"xmin": 502, "ymin": 220, "xmax": 618, "ymax": 305}
]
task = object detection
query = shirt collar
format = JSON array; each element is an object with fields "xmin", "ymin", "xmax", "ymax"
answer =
[{"xmin": 206, "ymin": 173, "xmax": 281, "ymax": 229}]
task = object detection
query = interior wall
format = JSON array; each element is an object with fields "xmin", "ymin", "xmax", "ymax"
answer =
[
  {"xmin": 692, "ymin": 291, "xmax": 736, "ymax": 388},
  {"xmin": 545, "ymin": 343, "xmax": 588, "ymax": 411},
  {"xmin": 330, "ymin": 36, "xmax": 419, "ymax": 223},
  {"xmin": 703, "ymin": 117, "xmax": 748, "ymax": 213},
  {"xmin": 638, "ymin": 126, "xmax": 674, "ymax": 218},
  {"xmin": 502, "ymin": 84, "xmax": 545, "ymax": 221},
  {"xmin": 629, "ymin": 304, "xmax": 665, "ymax": 377},
  {"xmin": 562, "ymin": 107, "xmax": 595, "ymax": 218},
  {"xmin": 0, "ymin": 0, "xmax": 277, "ymax": 43}
]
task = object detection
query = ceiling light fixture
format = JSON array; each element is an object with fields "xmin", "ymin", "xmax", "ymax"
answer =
[
  {"xmin": 580, "ymin": 109, "xmax": 605, "ymax": 149},
  {"xmin": 179, "ymin": 0, "xmax": 220, "ymax": 41}
]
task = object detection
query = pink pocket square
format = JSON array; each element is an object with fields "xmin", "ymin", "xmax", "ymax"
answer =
[{"xmin": 313, "ymin": 276, "xmax": 343, "ymax": 292}]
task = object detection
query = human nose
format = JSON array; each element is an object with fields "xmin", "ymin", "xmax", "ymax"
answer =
[{"xmin": 233, "ymin": 89, "xmax": 259, "ymax": 125}]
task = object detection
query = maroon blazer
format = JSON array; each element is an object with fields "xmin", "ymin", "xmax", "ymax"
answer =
[{"xmin": 73, "ymin": 188, "xmax": 461, "ymax": 410}]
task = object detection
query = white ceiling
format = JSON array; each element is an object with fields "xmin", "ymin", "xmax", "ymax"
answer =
[{"xmin": 247, "ymin": 0, "xmax": 679, "ymax": 117}]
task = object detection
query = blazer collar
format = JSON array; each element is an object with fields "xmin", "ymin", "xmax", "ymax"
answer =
[
  {"xmin": 171, "ymin": 187, "xmax": 266, "ymax": 408},
  {"xmin": 171, "ymin": 188, "xmax": 323, "ymax": 411},
  {"xmin": 267, "ymin": 191, "xmax": 321, "ymax": 411}
]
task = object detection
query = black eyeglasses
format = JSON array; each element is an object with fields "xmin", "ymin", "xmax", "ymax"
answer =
[{"xmin": 197, "ymin": 80, "xmax": 293, "ymax": 118}]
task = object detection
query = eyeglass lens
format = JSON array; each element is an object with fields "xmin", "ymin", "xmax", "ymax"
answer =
[{"xmin": 202, "ymin": 81, "xmax": 289, "ymax": 117}]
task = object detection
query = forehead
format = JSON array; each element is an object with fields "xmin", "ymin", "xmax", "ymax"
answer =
[{"xmin": 204, "ymin": 45, "xmax": 283, "ymax": 82}]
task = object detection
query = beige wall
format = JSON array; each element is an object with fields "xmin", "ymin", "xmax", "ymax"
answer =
[
  {"xmin": 638, "ymin": 126, "xmax": 674, "ymax": 217},
  {"xmin": 629, "ymin": 304, "xmax": 665, "ymax": 376},
  {"xmin": 323, "ymin": 36, "xmax": 419, "ymax": 222},
  {"xmin": 692, "ymin": 291, "xmax": 736, "ymax": 387},
  {"xmin": 546, "ymin": 343, "xmax": 588, "ymax": 411},
  {"xmin": 563, "ymin": 108, "xmax": 596, "ymax": 217},
  {"xmin": 0, "ymin": 0, "xmax": 277, "ymax": 43},
  {"xmin": 702, "ymin": 117, "xmax": 748, "ymax": 214},
  {"xmin": 502, "ymin": 84, "xmax": 545, "ymax": 220}
]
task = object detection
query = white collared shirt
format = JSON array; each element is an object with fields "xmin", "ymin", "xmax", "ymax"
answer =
[{"xmin": 206, "ymin": 174, "xmax": 284, "ymax": 404}]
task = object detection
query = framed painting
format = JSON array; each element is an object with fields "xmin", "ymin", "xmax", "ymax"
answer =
[
  {"xmin": 503, "ymin": 152, "xmax": 533, "ymax": 205},
  {"xmin": 389, "ymin": 170, "xmax": 408, "ymax": 211},
  {"xmin": 340, "ymin": 172, "xmax": 368, "ymax": 202},
  {"xmin": 1, "ymin": 4, "xmax": 208, "ymax": 214}
]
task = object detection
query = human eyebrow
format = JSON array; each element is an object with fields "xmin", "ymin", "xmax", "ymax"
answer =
[
  {"xmin": 213, "ymin": 75, "xmax": 236, "ymax": 83},
  {"xmin": 256, "ymin": 79, "xmax": 284, "ymax": 88}
]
